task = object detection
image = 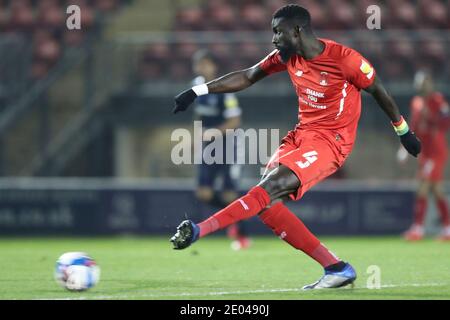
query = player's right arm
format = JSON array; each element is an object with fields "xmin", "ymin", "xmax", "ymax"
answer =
[
  {"xmin": 172, "ymin": 66, "xmax": 267, "ymax": 114},
  {"xmin": 173, "ymin": 50, "xmax": 285, "ymax": 114}
]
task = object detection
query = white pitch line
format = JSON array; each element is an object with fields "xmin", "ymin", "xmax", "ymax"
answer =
[{"xmin": 36, "ymin": 282, "xmax": 449, "ymax": 300}]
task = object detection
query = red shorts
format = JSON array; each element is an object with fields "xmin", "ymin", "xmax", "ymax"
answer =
[
  {"xmin": 418, "ymin": 155, "xmax": 447, "ymax": 182},
  {"xmin": 264, "ymin": 129, "xmax": 350, "ymax": 200}
]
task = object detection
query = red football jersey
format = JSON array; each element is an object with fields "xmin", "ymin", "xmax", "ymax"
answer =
[
  {"xmin": 258, "ymin": 38, "xmax": 376, "ymax": 151},
  {"xmin": 410, "ymin": 92, "xmax": 450, "ymax": 158}
]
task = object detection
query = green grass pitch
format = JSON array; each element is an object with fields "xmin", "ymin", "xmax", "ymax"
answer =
[{"xmin": 0, "ymin": 236, "xmax": 449, "ymax": 300}]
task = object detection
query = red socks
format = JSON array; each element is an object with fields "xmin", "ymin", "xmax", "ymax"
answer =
[
  {"xmin": 198, "ymin": 186, "xmax": 270, "ymax": 238},
  {"xmin": 437, "ymin": 197, "xmax": 450, "ymax": 227},
  {"xmin": 260, "ymin": 202, "xmax": 340, "ymax": 268},
  {"xmin": 413, "ymin": 197, "xmax": 427, "ymax": 226},
  {"xmin": 197, "ymin": 186, "xmax": 340, "ymax": 268}
]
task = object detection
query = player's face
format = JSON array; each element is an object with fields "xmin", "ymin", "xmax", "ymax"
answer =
[
  {"xmin": 421, "ymin": 76, "xmax": 433, "ymax": 95},
  {"xmin": 193, "ymin": 58, "xmax": 217, "ymax": 80},
  {"xmin": 272, "ymin": 17, "xmax": 297, "ymax": 62},
  {"xmin": 416, "ymin": 74, "xmax": 434, "ymax": 95}
]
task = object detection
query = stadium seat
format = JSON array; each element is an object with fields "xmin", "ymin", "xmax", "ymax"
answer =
[
  {"xmin": 327, "ymin": 0, "xmax": 357, "ymax": 29},
  {"xmin": 419, "ymin": 36, "xmax": 447, "ymax": 70},
  {"xmin": 135, "ymin": 0, "xmax": 449, "ymax": 83},
  {"xmin": 240, "ymin": 4, "xmax": 268, "ymax": 30},
  {"xmin": 177, "ymin": 41, "xmax": 199, "ymax": 60},
  {"xmin": 36, "ymin": 0, "xmax": 65, "ymax": 33},
  {"xmin": 419, "ymin": 0, "xmax": 448, "ymax": 29},
  {"xmin": 387, "ymin": 0, "xmax": 417, "ymax": 29},
  {"xmin": 145, "ymin": 42, "xmax": 170, "ymax": 61},
  {"xmin": 175, "ymin": 7, "xmax": 204, "ymax": 31},
  {"xmin": 95, "ymin": 0, "xmax": 119, "ymax": 13},
  {"xmin": 381, "ymin": 58, "xmax": 411, "ymax": 80},
  {"xmin": 270, "ymin": 0, "xmax": 329, "ymax": 29},
  {"xmin": 239, "ymin": 41, "xmax": 262, "ymax": 60},
  {"xmin": 0, "ymin": 0, "xmax": 129, "ymax": 80},
  {"xmin": 387, "ymin": 32, "xmax": 415, "ymax": 65},
  {"xmin": 7, "ymin": 0, "xmax": 35, "ymax": 32},
  {"xmin": 208, "ymin": 42, "xmax": 232, "ymax": 61},
  {"xmin": 207, "ymin": 5, "xmax": 237, "ymax": 31}
]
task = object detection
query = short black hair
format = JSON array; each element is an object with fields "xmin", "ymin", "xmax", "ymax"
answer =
[
  {"xmin": 273, "ymin": 4, "xmax": 312, "ymax": 32},
  {"xmin": 192, "ymin": 49, "xmax": 218, "ymax": 65}
]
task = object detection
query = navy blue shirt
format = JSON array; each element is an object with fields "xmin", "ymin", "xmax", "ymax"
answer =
[{"xmin": 192, "ymin": 76, "xmax": 242, "ymax": 128}]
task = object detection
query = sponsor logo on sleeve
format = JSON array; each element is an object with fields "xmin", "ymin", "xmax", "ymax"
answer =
[{"xmin": 360, "ymin": 59, "xmax": 374, "ymax": 79}]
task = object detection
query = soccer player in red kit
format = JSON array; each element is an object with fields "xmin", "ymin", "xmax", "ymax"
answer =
[
  {"xmin": 400, "ymin": 71, "xmax": 450, "ymax": 241},
  {"xmin": 170, "ymin": 5, "xmax": 421, "ymax": 289}
]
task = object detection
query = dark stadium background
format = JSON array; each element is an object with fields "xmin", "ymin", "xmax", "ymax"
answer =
[{"xmin": 0, "ymin": 0, "xmax": 448, "ymax": 236}]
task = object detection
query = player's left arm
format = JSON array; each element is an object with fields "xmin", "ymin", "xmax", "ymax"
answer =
[{"xmin": 364, "ymin": 76, "xmax": 421, "ymax": 157}]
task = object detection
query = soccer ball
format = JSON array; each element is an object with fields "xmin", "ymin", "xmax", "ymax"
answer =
[{"xmin": 55, "ymin": 252, "xmax": 100, "ymax": 291}]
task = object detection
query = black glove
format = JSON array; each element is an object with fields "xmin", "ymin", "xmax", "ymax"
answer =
[
  {"xmin": 172, "ymin": 88, "xmax": 197, "ymax": 114},
  {"xmin": 400, "ymin": 130, "xmax": 421, "ymax": 157}
]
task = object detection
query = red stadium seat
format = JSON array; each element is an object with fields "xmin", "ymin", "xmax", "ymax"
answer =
[
  {"xmin": 327, "ymin": 0, "xmax": 357, "ymax": 29},
  {"xmin": 177, "ymin": 41, "xmax": 199, "ymax": 60},
  {"xmin": 419, "ymin": 36, "xmax": 447, "ymax": 65},
  {"xmin": 387, "ymin": 33, "xmax": 415, "ymax": 64},
  {"xmin": 297, "ymin": 0, "xmax": 328, "ymax": 29},
  {"xmin": 208, "ymin": 5, "xmax": 237, "ymax": 31},
  {"xmin": 381, "ymin": 58, "xmax": 411, "ymax": 80},
  {"xmin": 266, "ymin": 0, "xmax": 289, "ymax": 14},
  {"xmin": 176, "ymin": 7, "xmax": 203, "ymax": 31},
  {"xmin": 208, "ymin": 42, "xmax": 232, "ymax": 61},
  {"xmin": 419, "ymin": 0, "xmax": 448, "ymax": 28},
  {"xmin": 144, "ymin": 43, "xmax": 170, "ymax": 61},
  {"xmin": 1, "ymin": 0, "xmax": 129, "ymax": 82},
  {"xmin": 37, "ymin": 0, "xmax": 65, "ymax": 32},
  {"xmin": 239, "ymin": 41, "xmax": 262, "ymax": 60},
  {"xmin": 205, "ymin": 0, "xmax": 229, "ymax": 13},
  {"xmin": 389, "ymin": 0, "xmax": 417, "ymax": 29},
  {"xmin": 136, "ymin": 0, "xmax": 449, "ymax": 84},
  {"xmin": 8, "ymin": 0, "xmax": 35, "ymax": 32},
  {"xmin": 95, "ymin": 0, "xmax": 119, "ymax": 13},
  {"xmin": 240, "ymin": 4, "xmax": 268, "ymax": 30}
]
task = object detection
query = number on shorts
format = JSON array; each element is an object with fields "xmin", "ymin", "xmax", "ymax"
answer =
[{"xmin": 296, "ymin": 151, "xmax": 318, "ymax": 169}]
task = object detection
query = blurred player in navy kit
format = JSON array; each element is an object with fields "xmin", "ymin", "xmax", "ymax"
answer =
[{"xmin": 191, "ymin": 49, "xmax": 251, "ymax": 250}]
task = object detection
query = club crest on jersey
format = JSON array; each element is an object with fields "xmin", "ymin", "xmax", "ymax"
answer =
[
  {"xmin": 295, "ymin": 70, "xmax": 303, "ymax": 77},
  {"xmin": 319, "ymin": 72, "xmax": 328, "ymax": 86},
  {"xmin": 360, "ymin": 59, "xmax": 374, "ymax": 79}
]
